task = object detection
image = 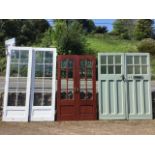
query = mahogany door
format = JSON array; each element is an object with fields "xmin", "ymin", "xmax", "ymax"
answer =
[{"xmin": 57, "ymin": 55, "xmax": 96, "ymax": 120}]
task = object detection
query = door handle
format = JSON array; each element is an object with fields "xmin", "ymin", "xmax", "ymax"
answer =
[{"xmin": 121, "ymin": 75, "xmax": 126, "ymax": 81}]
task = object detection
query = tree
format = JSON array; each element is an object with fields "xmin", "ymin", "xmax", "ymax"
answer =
[
  {"xmin": 95, "ymin": 26, "xmax": 108, "ymax": 34},
  {"xmin": 52, "ymin": 20, "xmax": 86, "ymax": 54},
  {"xmin": 134, "ymin": 19, "xmax": 154, "ymax": 40},
  {"xmin": 112, "ymin": 19, "xmax": 136, "ymax": 39}
]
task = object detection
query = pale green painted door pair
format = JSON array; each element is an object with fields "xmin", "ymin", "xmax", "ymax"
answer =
[{"xmin": 98, "ymin": 53, "xmax": 152, "ymax": 120}]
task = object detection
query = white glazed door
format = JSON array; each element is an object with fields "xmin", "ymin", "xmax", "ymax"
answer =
[
  {"xmin": 30, "ymin": 48, "xmax": 57, "ymax": 121},
  {"xmin": 3, "ymin": 47, "xmax": 32, "ymax": 122}
]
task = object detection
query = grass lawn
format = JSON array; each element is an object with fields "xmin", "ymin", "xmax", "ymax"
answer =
[{"xmin": 86, "ymin": 34, "xmax": 139, "ymax": 53}]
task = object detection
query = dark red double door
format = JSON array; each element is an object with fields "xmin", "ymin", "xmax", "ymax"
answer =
[{"xmin": 57, "ymin": 55, "xmax": 97, "ymax": 120}]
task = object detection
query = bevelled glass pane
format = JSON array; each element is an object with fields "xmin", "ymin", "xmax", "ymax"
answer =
[
  {"xmin": 127, "ymin": 56, "xmax": 133, "ymax": 64},
  {"xmin": 108, "ymin": 56, "xmax": 113, "ymax": 64},
  {"xmin": 61, "ymin": 60, "xmax": 67, "ymax": 68},
  {"xmin": 68, "ymin": 60, "xmax": 73, "ymax": 68},
  {"xmin": 142, "ymin": 66, "xmax": 147, "ymax": 74},
  {"xmin": 61, "ymin": 69, "xmax": 66, "ymax": 78},
  {"xmin": 19, "ymin": 64, "xmax": 28, "ymax": 77},
  {"xmin": 87, "ymin": 68, "xmax": 92, "ymax": 78},
  {"xmin": 115, "ymin": 56, "xmax": 121, "ymax": 64},
  {"xmin": 80, "ymin": 68, "xmax": 85, "ymax": 78},
  {"xmin": 36, "ymin": 51, "xmax": 43, "ymax": 63},
  {"xmin": 127, "ymin": 66, "xmax": 133, "ymax": 74},
  {"xmin": 20, "ymin": 51, "xmax": 28, "ymax": 63},
  {"xmin": 80, "ymin": 60, "xmax": 85, "ymax": 68},
  {"xmin": 87, "ymin": 90, "xmax": 93, "ymax": 100},
  {"xmin": 134, "ymin": 56, "xmax": 140, "ymax": 64},
  {"xmin": 45, "ymin": 65, "xmax": 52, "ymax": 77},
  {"xmin": 68, "ymin": 69, "xmax": 73, "ymax": 78},
  {"xmin": 135, "ymin": 66, "xmax": 140, "ymax": 74},
  {"xmin": 87, "ymin": 60, "xmax": 92, "ymax": 68},
  {"xmin": 108, "ymin": 66, "xmax": 113, "ymax": 74},
  {"xmin": 101, "ymin": 66, "xmax": 106, "ymax": 74},
  {"xmin": 101, "ymin": 56, "xmax": 106, "ymax": 64},
  {"xmin": 10, "ymin": 64, "xmax": 18, "ymax": 77},
  {"xmin": 35, "ymin": 65, "xmax": 43, "ymax": 77},
  {"xmin": 115, "ymin": 66, "xmax": 121, "ymax": 74},
  {"xmin": 141, "ymin": 56, "xmax": 147, "ymax": 64},
  {"xmin": 45, "ymin": 51, "xmax": 53, "ymax": 63},
  {"xmin": 11, "ymin": 50, "xmax": 19, "ymax": 63}
]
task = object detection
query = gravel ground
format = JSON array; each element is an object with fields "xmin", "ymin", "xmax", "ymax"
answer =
[{"xmin": 0, "ymin": 120, "xmax": 155, "ymax": 135}]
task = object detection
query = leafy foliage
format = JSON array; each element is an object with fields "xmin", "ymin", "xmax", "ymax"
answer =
[
  {"xmin": 95, "ymin": 26, "xmax": 108, "ymax": 34},
  {"xmin": 134, "ymin": 19, "xmax": 154, "ymax": 40},
  {"xmin": 137, "ymin": 38, "xmax": 155, "ymax": 55}
]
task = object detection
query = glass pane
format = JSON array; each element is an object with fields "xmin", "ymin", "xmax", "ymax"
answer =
[
  {"xmin": 19, "ymin": 64, "xmax": 28, "ymax": 77},
  {"xmin": 87, "ymin": 90, "xmax": 93, "ymax": 100},
  {"xmin": 11, "ymin": 50, "xmax": 19, "ymax": 63},
  {"xmin": 87, "ymin": 68, "xmax": 92, "ymax": 78},
  {"xmin": 7, "ymin": 93, "xmax": 16, "ymax": 106},
  {"xmin": 115, "ymin": 66, "xmax": 121, "ymax": 74},
  {"xmin": 101, "ymin": 66, "xmax": 106, "ymax": 74},
  {"xmin": 45, "ymin": 51, "xmax": 53, "ymax": 63},
  {"xmin": 80, "ymin": 80, "xmax": 86, "ymax": 99},
  {"xmin": 61, "ymin": 60, "xmax": 67, "ymax": 68},
  {"xmin": 80, "ymin": 68, "xmax": 85, "ymax": 78},
  {"xmin": 17, "ymin": 92, "xmax": 26, "ymax": 106},
  {"xmin": 127, "ymin": 66, "xmax": 133, "ymax": 74},
  {"xmin": 134, "ymin": 56, "xmax": 140, "ymax": 64},
  {"xmin": 61, "ymin": 91, "xmax": 67, "ymax": 99},
  {"xmin": 68, "ymin": 60, "xmax": 73, "ymax": 68},
  {"xmin": 36, "ymin": 51, "xmax": 43, "ymax": 63},
  {"xmin": 135, "ymin": 66, "xmax": 140, "ymax": 74},
  {"xmin": 108, "ymin": 66, "xmax": 113, "ymax": 74},
  {"xmin": 43, "ymin": 93, "xmax": 51, "ymax": 106},
  {"xmin": 34, "ymin": 93, "xmax": 42, "ymax": 106},
  {"xmin": 35, "ymin": 65, "xmax": 43, "ymax": 77},
  {"xmin": 67, "ymin": 90, "xmax": 73, "ymax": 99},
  {"xmin": 10, "ymin": 64, "xmax": 18, "ymax": 77},
  {"xmin": 101, "ymin": 56, "xmax": 106, "ymax": 64},
  {"xmin": 142, "ymin": 66, "xmax": 147, "ymax": 74},
  {"xmin": 115, "ymin": 56, "xmax": 121, "ymax": 64},
  {"xmin": 61, "ymin": 69, "xmax": 66, "ymax": 78},
  {"xmin": 127, "ymin": 56, "xmax": 133, "ymax": 64},
  {"xmin": 108, "ymin": 56, "xmax": 113, "ymax": 64},
  {"xmin": 68, "ymin": 69, "xmax": 73, "ymax": 78},
  {"xmin": 141, "ymin": 56, "xmax": 147, "ymax": 64},
  {"xmin": 45, "ymin": 65, "xmax": 52, "ymax": 77},
  {"xmin": 20, "ymin": 51, "xmax": 28, "ymax": 63},
  {"xmin": 80, "ymin": 60, "xmax": 85, "ymax": 68},
  {"xmin": 87, "ymin": 60, "xmax": 92, "ymax": 68}
]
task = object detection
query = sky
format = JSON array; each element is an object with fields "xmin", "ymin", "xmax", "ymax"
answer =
[{"xmin": 47, "ymin": 19, "xmax": 115, "ymax": 32}]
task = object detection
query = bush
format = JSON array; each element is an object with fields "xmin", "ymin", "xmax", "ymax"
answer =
[{"xmin": 137, "ymin": 38, "xmax": 155, "ymax": 55}]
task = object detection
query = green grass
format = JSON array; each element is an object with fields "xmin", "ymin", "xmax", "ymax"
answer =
[{"xmin": 86, "ymin": 34, "xmax": 139, "ymax": 54}]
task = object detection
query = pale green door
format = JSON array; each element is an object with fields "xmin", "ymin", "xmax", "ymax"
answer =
[
  {"xmin": 98, "ymin": 53, "xmax": 126, "ymax": 119},
  {"xmin": 126, "ymin": 53, "xmax": 152, "ymax": 119},
  {"xmin": 98, "ymin": 53, "xmax": 152, "ymax": 120}
]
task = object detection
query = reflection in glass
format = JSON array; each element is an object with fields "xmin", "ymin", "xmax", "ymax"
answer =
[
  {"xmin": 45, "ymin": 51, "xmax": 53, "ymax": 63},
  {"xmin": 142, "ymin": 56, "xmax": 147, "ymax": 64},
  {"xmin": 115, "ymin": 66, "xmax": 121, "ymax": 74},
  {"xmin": 17, "ymin": 93, "xmax": 26, "ymax": 106},
  {"xmin": 115, "ymin": 56, "xmax": 121, "ymax": 64},
  {"xmin": 108, "ymin": 56, "xmax": 113, "ymax": 64},
  {"xmin": 142, "ymin": 66, "xmax": 147, "ymax": 74},
  {"xmin": 34, "ymin": 93, "xmax": 42, "ymax": 106},
  {"xmin": 10, "ymin": 64, "xmax": 18, "ymax": 77},
  {"xmin": 43, "ymin": 93, "xmax": 51, "ymax": 106},
  {"xmin": 7, "ymin": 93, "xmax": 16, "ymax": 106},
  {"xmin": 80, "ymin": 68, "xmax": 85, "ymax": 78},
  {"xmin": 135, "ymin": 66, "xmax": 140, "ymax": 74},
  {"xmin": 61, "ymin": 69, "xmax": 66, "ymax": 78},
  {"xmin": 101, "ymin": 56, "xmax": 106, "ymax": 64},
  {"xmin": 35, "ymin": 65, "xmax": 43, "ymax": 77},
  {"xmin": 127, "ymin": 66, "xmax": 133, "ymax": 74},
  {"xmin": 19, "ymin": 65, "xmax": 28, "ymax": 77},
  {"xmin": 87, "ymin": 68, "xmax": 92, "ymax": 78},
  {"xmin": 108, "ymin": 66, "xmax": 113, "ymax": 74},
  {"xmin": 11, "ymin": 50, "xmax": 19, "ymax": 63},
  {"xmin": 127, "ymin": 56, "xmax": 133, "ymax": 64},
  {"xmin": 101, "ymin": 66, "xmax": 106, "ymax": 74},
  {"xmin": 45, "ymin": 65, "xmax": 52, "ymax": 77},
  {"xmin": 134, "ymin": 56, "xmax": 140, "ymax": 64},
  {"xmin": 68, "ymin": 69, "xmax": 73, "ymax": 78},
  {"xmin": 20, "ymin": 51, "xmax": 28, "ymax": 63},
  {"xmin": 36, "ymin": 51, "xmax": 43, "ymax": 63}
]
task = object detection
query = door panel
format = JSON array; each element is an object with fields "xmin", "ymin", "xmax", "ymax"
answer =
[
  {"xmin": 126, "ymin": 54, "xmax": 152, "ymax": 119},
  {"xmin": 30, "ymin": 48, "xmax": 57, "ymax": 121},
  {"xmin": 3, "ymin": 47, "xmax": 32, "ymax": 122},
  {"xmin": 57, "ymin": 55, "xmax": 96, "ymax": 120},
  {"xmin": 98, "ymin": 53, "xmax": 126, "ymax": 119}
]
